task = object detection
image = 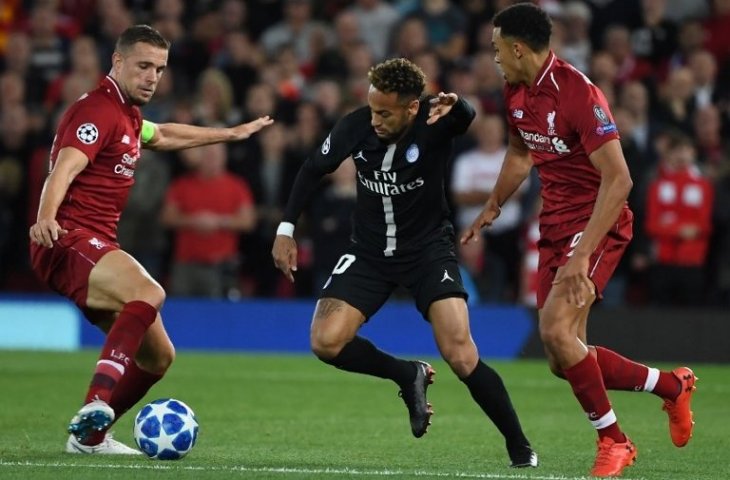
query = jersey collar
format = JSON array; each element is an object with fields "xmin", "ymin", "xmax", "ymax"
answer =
[
  {"xmin": 528, "ymin": 50, "xmax": 556, "ymax": 96},
  {"xmin": 102, "ymin": 75, "xmax": 129, "ymax": 107}
]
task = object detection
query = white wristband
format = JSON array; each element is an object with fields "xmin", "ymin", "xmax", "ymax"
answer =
[{"xmin": 276, "ymin": 222, "xmax": 295, "ymax": 237}]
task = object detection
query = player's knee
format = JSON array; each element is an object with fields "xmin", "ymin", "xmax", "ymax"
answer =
[
  {"xmin": 310, "ymin": 330, "xmax": 344, "ymax": 361},
  {"xmin": 441, "ymin": 343, "xmax": 478, "ymax": 377},
  {"xmin": 538, "ymin": 320, "xmax": 570, "ymax": 350},
  {"xmin": 134, "ymin": 282, "xmax": 166, "ymax": 310}
]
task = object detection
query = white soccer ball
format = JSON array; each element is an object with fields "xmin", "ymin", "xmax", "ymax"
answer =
[{"xmin": 133, "ymin": 398, "xmax": 199, "ymax": 460}]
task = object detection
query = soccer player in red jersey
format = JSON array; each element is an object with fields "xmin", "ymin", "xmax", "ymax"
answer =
[
  {"xmin": 28, "ymin": 25, "xmax": 272, "ymax": 454},
  {"xmin": 461, "ymin": 3, "xmax": 696, "ymax": 477}
]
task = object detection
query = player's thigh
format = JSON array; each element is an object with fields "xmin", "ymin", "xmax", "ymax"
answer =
[
  {"xmin": 87, "ymin": 249, "xmax": 165, "ymax": 312},
  {"xmin": 428, "ymin": 297, "xmax": 478, "ymax": 372},
  {"xmin": 539, "ymin": 278, "xmax": 596, "ymax": 340}
]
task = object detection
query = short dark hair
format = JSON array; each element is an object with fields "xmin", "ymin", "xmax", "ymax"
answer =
[
  {"xmin": 493, "ymin": 2, "xmax": 552, "ymax": 52},
  {"xmin": 368, "ymin": 58, "xmax": 426, "ymax": 103},
  {"xmin": 116, "ymin": 24, "xmax": 170, "ymax": 53}
]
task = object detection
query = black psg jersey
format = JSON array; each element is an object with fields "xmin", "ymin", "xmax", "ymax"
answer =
[{"xmin": 283, "ymin": 96, "xmax": 476, "ymax": 257}]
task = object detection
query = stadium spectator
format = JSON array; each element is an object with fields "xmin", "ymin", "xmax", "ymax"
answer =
[
  {"xmin": 463, "ymin": 4, "xmax": 696, "ymax": 476},
  {"xmin": 347, "ymin": 0, "xmax": 400, "ymax": 62},
  {"xmin": 452, "ymin": 114, "xmax": 528, "ymax": 302},
  {"xmin": 272, "ymin": 57, "xmax": 538, "ymax": 468},
  {"xmin": 260, "ymin": 0, "xmax": 334, "ymax": 66},
  {"xmin": 557, "ymin": 1, "xmax": 593, "ymax": 74},
  {"xmin": 402, "ymin": 0, "xmax": 468, "ymax": 62},
  {"xmin": 645, "ymin": 131, "xmax": 714, "ymax": 306},
  {"xmin": 161, "ymin": 143, "xmax": 256, "ymax": 299},
  {"xmin": 28, "ymin": 25, "xmax": 272, "ymax": 454}
]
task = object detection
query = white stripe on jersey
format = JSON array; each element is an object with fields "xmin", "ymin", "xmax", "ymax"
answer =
[{"xmin": 381, "ymin": 144, "xmax": 397, "ymax": 256}]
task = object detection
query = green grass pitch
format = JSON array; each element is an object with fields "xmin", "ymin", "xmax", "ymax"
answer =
[{"xmin": 0, "ymin": 350, "xmax": 727, "ymax": 479}]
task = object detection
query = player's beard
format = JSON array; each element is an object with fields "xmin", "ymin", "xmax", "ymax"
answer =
[{"xmin": 376, "ymin": 124, "xmax": 408, "ymax": 144}]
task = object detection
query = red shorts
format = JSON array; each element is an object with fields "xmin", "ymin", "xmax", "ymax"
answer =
[
  {"xmin": 30, "ymin": 228, "xmax": 119, "ymax": 308},
  {"xmin": 535, "ymin": 208, "xmax": 633, "ymax": 309}
]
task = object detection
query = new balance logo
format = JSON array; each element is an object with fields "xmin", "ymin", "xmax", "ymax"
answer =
[
  {"xmin": 121, "ymin": 134, "xmax": 130, "ymax": 145},
  {"xmin": 441, "ymin": 269, "xmax": 454, "ymax": 283},
  {"xmin": 353, "ymin": 150, "xmax": 367, "ymax": 162}
]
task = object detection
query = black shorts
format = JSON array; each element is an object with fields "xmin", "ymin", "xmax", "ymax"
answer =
[{"xmin": 317, "ymin": 231, "xmax": 468, "ymax": 320}]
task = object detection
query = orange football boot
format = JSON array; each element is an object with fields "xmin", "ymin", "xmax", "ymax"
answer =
[
  {"xmin": 590, "ymin": 436, "xmax": 637, "ymax": 478},
  {"xmin": 662, "ymin": 366, "xmax": 697, "ymax": 447}
]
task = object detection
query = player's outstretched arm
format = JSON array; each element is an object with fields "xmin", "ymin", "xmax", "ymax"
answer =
[
  {"xmin": 461, "ymin": 133, "xmax": 533, "ymax": 244},
  {"xmin": 29, "ymin": 147, "xmax": 89, "ymax": 248},
  {"xmin": 144, "ymin": 116, "xmax": 273, "ymax": 151}
]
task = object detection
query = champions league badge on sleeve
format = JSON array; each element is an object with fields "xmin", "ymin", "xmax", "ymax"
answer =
[
  {"xmin": 76, "ymin": 123, "xmax": 99, "ymax": 144},
  {"xmin": 593, "ymin": 105, "xmax": 617, "ymax": 136},
  {"xmin": 406, "ymin": 143, "xmax": 420, "ymax": 163}
]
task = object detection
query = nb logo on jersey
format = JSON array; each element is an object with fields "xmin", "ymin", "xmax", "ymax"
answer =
[
  {"xmin": 121, "ymin": 134, "xmax": 130, "ymax": 145},
  {"xmin": 512, "ymin": 109, "xmax": 524, "ymax": 119},
  {"xmin": 552, "ymin": 137, "xmax": 570, "ymax": 154},
  {"xmin": 353, "ymin": 150, "xmax": 367, "ymax": 162},
  {"xmin": 441, "ymin": 269, "xmax": 454, "ymax": 283}
]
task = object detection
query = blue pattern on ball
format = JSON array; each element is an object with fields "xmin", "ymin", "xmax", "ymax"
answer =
[{"xmin": 133, "ymin": 398, "xmax": 199, "ymax": 460}]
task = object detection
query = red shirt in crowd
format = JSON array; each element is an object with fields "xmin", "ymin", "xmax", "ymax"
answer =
[
  {"xmin": 645, "ymin": 165, "xmax": 714, "ymax": 266},
  {"xmin": 165, "ymin": 174, "xmax": 254, "ymax": 264}
]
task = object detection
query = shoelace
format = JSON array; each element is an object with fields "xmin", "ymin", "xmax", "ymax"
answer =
[{"xmin": 593, "ymin": 441, "xmax": 615, "ymax": 468}]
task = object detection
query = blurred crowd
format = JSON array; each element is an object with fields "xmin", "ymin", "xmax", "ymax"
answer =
[{"xmin": 1, "ymin": 0, "xmax": 729, "ymax": 307}]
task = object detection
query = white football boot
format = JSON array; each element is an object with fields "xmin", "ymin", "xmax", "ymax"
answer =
[
  {"xmin": 66, "ymin": 432, "xmax": 141, "ymax": 455},
  {"xmin": 68, "ymin": 399, "xmax": 115, "ymax": 442}
]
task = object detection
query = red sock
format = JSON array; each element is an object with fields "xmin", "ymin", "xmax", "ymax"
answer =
[
  {"xmin": 84, "ymin": 301, "xmax": 157, "ymax": 405},
  {"xmin": 593, "ymin": 346, "xmax": 680, "ymax": 400},
  {"xmin": 593, "ymin": 346, "xmax": 649, "ymax": 391},
  {"xmin": 563, "ymin": 353, "xmax": 625, "ymax": 443},
  {"xmin": 109, "ymin": 361, "xmax": 164, "ymax": 419},
  {"xmin": 83, "ymin": 361, "xmax": 164, "ymax": 446}
]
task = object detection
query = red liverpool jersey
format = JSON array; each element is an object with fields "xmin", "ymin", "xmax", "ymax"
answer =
[
  {"xmin": 50, "ymin": 75, "xmax": 143, "ymax": 242},
  {"xmin": 504, "ymin": 51, "xmax": 623, "ymax": 225}
]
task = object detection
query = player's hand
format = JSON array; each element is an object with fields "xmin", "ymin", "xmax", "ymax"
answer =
[
  {"xmin": 427, "ymin": 92, "xmax": 458, "ymax": 125},
  {"xmin": 231, "ymin": 116, "xmax": 274, "ymax": 140},
  {"xmin": 29, "ymin": 219, "xmax": 68, "ymax": 248},
  {"xmin": 552, "ymin": 253, "xmax": 595, "ymax": 308},
  {"xmin": 460, "ymin": 202, "xmax": 501, "ymax": 244},
  {"xmin": 272, "ymin": 235, "xmax": 298, "ymax": 282}
]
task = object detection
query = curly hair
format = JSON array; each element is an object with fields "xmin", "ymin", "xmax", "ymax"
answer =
[
  {"xmin": 493, "ymin": 2, "xmax": 552, "ymax": 52},
  {"xmin": 367, "ymin": 58, "xmax": 426, "ymax": 103}
]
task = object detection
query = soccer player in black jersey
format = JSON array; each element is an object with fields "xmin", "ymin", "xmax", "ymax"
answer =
[{"xmin": 272, "ymin": 58, "xmax": 537, "ymax": 467}]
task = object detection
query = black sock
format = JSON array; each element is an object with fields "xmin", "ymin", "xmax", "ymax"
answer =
[
  {"xmin": 461, "ymin": 360, "xmax": 530, "ymax": 452},
  {"xmin": 320, "ymin": 336, "xmax": 416, "ymax": 386}
]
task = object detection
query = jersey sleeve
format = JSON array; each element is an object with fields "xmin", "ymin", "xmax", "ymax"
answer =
[
  {"xmin": 57, "ymin": 98, "xmax": 115, "ymax": 163},
  {"xmin": 282, "ymin": 109, "xmax": 365, "ymax": 224},
  {"xmin": 564, "ymin": 78, "xmax": 620, "ymax": 156},
  {"xmin": 428, "ymin": 96, "xmax": 476, "ymax": 137}
]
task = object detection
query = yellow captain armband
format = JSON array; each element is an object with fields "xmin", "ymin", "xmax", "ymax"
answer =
[{"xmin": 141, "ymin": 119, "xmax": 157, "ymax": 144}]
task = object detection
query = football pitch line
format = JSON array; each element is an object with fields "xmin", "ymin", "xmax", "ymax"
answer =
[{"xmin": 0, "ymin": 460, "xmax": 646, "ymax": 480}]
